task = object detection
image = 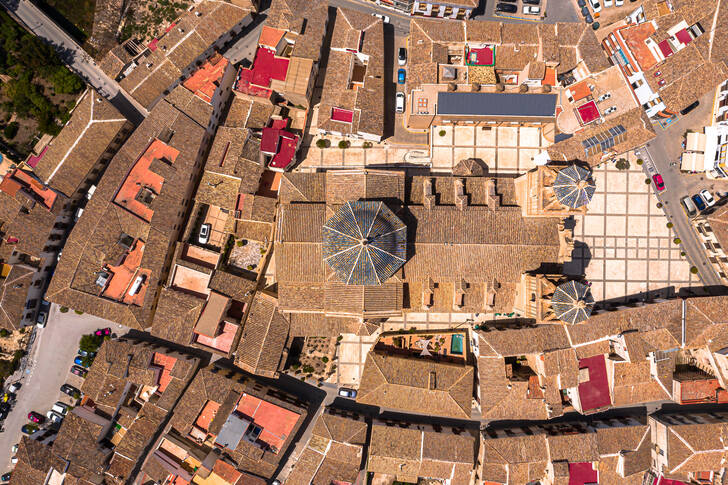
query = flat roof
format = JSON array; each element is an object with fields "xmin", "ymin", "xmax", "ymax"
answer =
[{"xmin": 437, "ymin": 92, "xmax": 557, "ymax": 118}]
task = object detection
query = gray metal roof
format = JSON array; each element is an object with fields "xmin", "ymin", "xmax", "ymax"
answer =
[
  {"xmin": 215, "ymin": 412, "xmax": 251, "ymax": 450},
  {"xmin": 437, "ymin": 92, "xmax": 558, "ymax": 117}
]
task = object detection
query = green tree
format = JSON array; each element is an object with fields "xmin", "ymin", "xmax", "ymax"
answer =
[
  {"xmin": 615, "ymin": 158, "xmax": 630, "ymax": 170},
  {"xmin": 79, "ymin": 334, "xmax": 103, "ymax": 353},
  {"xmin": 50, "ymin": 67, "xmax": 82, "ymax": 94},
  {"xmin": 3, "ymin": 122, "xmax": 18, "ymax": 139}
]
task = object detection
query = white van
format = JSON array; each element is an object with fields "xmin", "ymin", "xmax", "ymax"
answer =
[
  {"xmin": 85, "ymin": 185, "xmax": 96, "ymax": 200},
  {"xmin": 51, "ymin": 403, "xmax": 68, "ymax": 415}
]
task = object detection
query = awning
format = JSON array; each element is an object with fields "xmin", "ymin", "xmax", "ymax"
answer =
[
  {"xmin": 686, "ymin": 131, "xmax": 706, "ymax": 152},
  {"xmin": 681, "ymin": 152, "xmax": 705, "ymax": 172}
]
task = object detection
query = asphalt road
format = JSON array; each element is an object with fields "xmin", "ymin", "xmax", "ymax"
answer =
[
  {"xmin": 636, "ymin": 92, "xmax": 724, "ymax": 286},
  {"xmin": 0, "ymin": 0, "xmax": 147, "ymax": 124},
  {"xmin": 0, "ymin": 306, "xmax": 121, "ymax": 473}
]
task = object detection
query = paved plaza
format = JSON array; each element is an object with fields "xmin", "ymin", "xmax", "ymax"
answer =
[
  {"xmin": 431, "ymin": 124, "xmax": 553, "ymax": 173},
  {"xmin": 564, "ymin": 158, "xmax": 700, "ymax": 302}
]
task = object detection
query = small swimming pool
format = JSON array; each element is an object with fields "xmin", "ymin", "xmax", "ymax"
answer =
[{"xmin": 450, "ymin": 334, "xmax": 464, "ymax": 355}]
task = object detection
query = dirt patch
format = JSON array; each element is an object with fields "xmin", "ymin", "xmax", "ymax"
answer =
[
  {"xmin": 289, "ymin": 337, "xmax": 337, "ymax": 380},
  {"xmin": 0, "ymin": 328, "xmax": 30, "ymax": 358},
  {"xmin": 228, "ymin": 239, "xmax": 265, "ymax": 272}
]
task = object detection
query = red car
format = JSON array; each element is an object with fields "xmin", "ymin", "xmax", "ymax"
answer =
[
  {"xmin": 658, "ymin": 79, "xmax": 666, "ymax": 87},
  {"xmin": 27, "ymin": 411, "xmax": 45, "ymax": 423},
  {"xmin": 654, "ymin": 70, "xmax": 662, "ymax": 77},
  {"xmin": 652, "ymin": 174, "xmax": 665, "ymax": 191},
  {"xmin": 94, "ymin": 327, "xmax": 111, "ymax": 337}
]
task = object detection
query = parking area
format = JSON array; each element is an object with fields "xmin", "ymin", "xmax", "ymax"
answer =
[
  {"xmin": 431, "ymin": 124, "xmax": 553, "ymax": 173},
  {"xmin": 564, "ymin": 154, "xmax": 700, "ymax": 303},
  {"xmin": 477, "ymin": 0, "xmax": 579, "ymax": 22},
  {"xmin": 202, "ymin": 205, "xmax": 228, "ymax": 248},
  {"xmin": 0, "ymin": 307, "xmax": 121, "ymax": 473}
]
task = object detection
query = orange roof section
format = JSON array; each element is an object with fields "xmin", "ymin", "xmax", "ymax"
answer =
[
  {"xmin": 543, "ymin": 67, "xmax": 557, "ymax": 88},
  {"xmin": 101, "ymin": 239, "xmax": 150, "ymax": 306},
  {"xmin": 236, "ymin": 393, "xmax": 300, "ymax": 453},
  {"xmin": 0, "ymin": 169, "xmax": 58, "ymax": 209},
  {"xmin": 183, "ymin": 54, "xmax": 229, "ymax": 104},
  {"xmin": 258, "ymin": 26, "xmax": 285, "ymax": 49},
  {"xmin": 194, "ymin": 320, "xmax": 238, "ymax": 354},
  {"xmin": 619, "ymin": 22, "xmax": 658, "ymax": 71},
  {"xmin": 114, "ymin": 139, "xmax": 179, "ymax": 223},
  {"xmin": 152, "ymin": 352, "xmax": 178, "ymax": 393},
  {"xmin": 568, "ymin": 80, "xmax": 592, "ymax": 102},
  {"xmin": 195, "ymin": 400, "xmax": 221, "ymax": 433},
  {"xmin": 211, "ymin": 459, "xmax": 243, "ymax": 484}
]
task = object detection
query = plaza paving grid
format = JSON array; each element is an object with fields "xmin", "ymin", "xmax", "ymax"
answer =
[
  {"xmin": 565, "ymin": 161, "xmax": 699, "ymax": 303},
  {"xmin": 431, "ymin": 124, "xmax": 551, "ymax": 173}
]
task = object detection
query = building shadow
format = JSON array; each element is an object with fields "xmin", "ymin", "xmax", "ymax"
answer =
[{"xmin": 562, "ymin": 240, "xmax": 592, "ymax": 278}]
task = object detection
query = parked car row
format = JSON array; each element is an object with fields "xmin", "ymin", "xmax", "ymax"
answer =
[
  {"xmin": 681, "ymin": 190, "xmax": 717, "ymax": 217},
  {"xmin": 396, "ymin": 47, "xmax": 407, "ymax": 115},
  {"xmin": 495, "ymin": 0, "xmax": 540, "ymax": 15}
]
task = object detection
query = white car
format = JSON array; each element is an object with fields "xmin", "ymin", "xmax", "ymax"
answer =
[
  {"xmin": 46, "ymin": 411, "xmax": 64, "ymax": 425},
  {"xmin": 398, "ymin": 47, "xmax": 407, "ymax": 66},
  {"xmin": 700, "ymin": 189, "xmax": 716, "ymax": 207},
  {"xmin": 603, "ymin": 0, "xmax": 613, "ymax": 7},
  {"xmin": 338, "ymin": 388, "xmax": 357, "ymax": 398},
  {"xmin": 198, "ymin": 223, "xmax": 211, "ymax": 244},
  {"xmin": 371, "ymin": 12, "xmax": 390, "ymax": 23},
  {"xmin": 589, "ymin": 0, "xmax": 602, "ymax": 12},
  {"xmin": 395, "ymin": 92, "xmax": 405, "ymax": 114},
  {"xmin": 522, "ymin": 5, "xmax": 540, "ymax": 14},
  {"xmin": 11, "ymin": 444, "xmax": 18, "ymax": 454},
  {"xmin": 615, "ymin": 0, "xmax": 624, "ymax": 5}
]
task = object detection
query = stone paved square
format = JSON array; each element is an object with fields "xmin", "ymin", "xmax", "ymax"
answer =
[
  {"xmin": 454, "ymin": 126, "xmax": 475, "ymax": 145},
  {"xmin": 497, "ymin": 126, "xmax": 518, "ymax": 147}
]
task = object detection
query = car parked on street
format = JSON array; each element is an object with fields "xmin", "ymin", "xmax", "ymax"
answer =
[
  {"xmin": 398, "ymin": 47, "xmax": 407, "ymax": 66},
  {"xmin": 616, "ymin": 0, "xmax": 623, "ymax": 5},
  {"xmin": 47, "ymin": 411, "xmax": 64, "ymax": 425},
  {"xmin": 27, "ymin": 411, "xmax": 44, "ymax": 423},
  {"xmin": 95, "ymin": 327, "xmax": 111, "ymax": 337},
  {"xmin": 523, "ymin": 5, "xmax": 540, "ymax": 14},
  {"xmin": 371, "ymin": 12, "xmax": 389, "ymax": 22},
  {"xmin": 74, "ymin": 356, "xmax": 91, "ymax": 368},
  {"xmin": 70, "ymin": 365, "xmax": 88, "ymax": 377},
  {"xmin": 52, "ymin": 402, "xmax": 69, "ymax": 415},
  {"xmin": 588, "ymin": 0, "xmax": 601, "ymax": 11},
  {"xmin": 1, "ymin": 472, "xmax": 10, "ymax": 483},
  {"xmin": 338, "ymin": 387, "xmax": 357, "ymax": 398},
  {"xmin": 395, "ymin": 92, "xmax": 405, "ymax": 114},
  {"xmin": 700, "ymin": 189, "xmax": 716, "ymax": 207},
  {"xmin": 652, "ymin": 174, "xmax": 665, "ymax": 191},
  {"xmin": 20, "ymin": 424, "xmax": 36, "ymax": 435},
  {"xmin": 692, "ymin": 194, "xmax": 707, "ymax": 211},
  {"xmin": 60, "ymin": 384, "xmax": 80, "ymax": 398},
  {"xmin": 397, "ymin": 68, "xmax": 406, "ymax": 84},
  {"xmin": 681, "ymin": 196, "xmax": 697, "ymax": 216},
  {"xmin": 77, "ymin": 349, "xmax": 96, "ymax": 358},
  {"xmin": 11, "ymin": 443, "xmax": 18, "ymax": 454},
  {"xmin": 495, "ymin": 2, "xmax": 518, "ymax": 12}
]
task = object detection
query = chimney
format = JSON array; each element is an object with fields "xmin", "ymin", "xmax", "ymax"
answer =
[
  {"xmin": 485, "ymin": 178, "xmax": 498, "ymax": 209},
  {"xmin": 429, "ymin": 371, "xmax": 437, "ymax": 390},
  {"xmin": 423, "ymin": 178, "xmax": 435, "ymax": 209},
  {"xmin": 453, "ymin": 278, "xmax": 466, "ymax": 310},
  {"xmin": 454, "ymin": 178, "xmax": 467, "ymax": 210},
  {"xmin": 422, "ymin": 277, "xmax": 434, "ymax": 309}
]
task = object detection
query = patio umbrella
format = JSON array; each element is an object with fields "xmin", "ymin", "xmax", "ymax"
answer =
[
  {"xmin": 553, "ymin": 165, "xmax": 596, "ymax": 209},
  {"xmin": 551, "ymin": 280, "xmax": 594, "ymax": 324}
]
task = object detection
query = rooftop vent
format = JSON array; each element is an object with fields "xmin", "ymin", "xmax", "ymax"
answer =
[{"xmin": 95, "ymin": 271, "xmax": 110, "ymax": 287}]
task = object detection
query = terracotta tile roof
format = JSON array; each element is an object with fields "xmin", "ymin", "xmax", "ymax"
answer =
[
  {"xmin": 265, "ymin": 0, "xmax": 328, "ymax": 61},
  {"xmin": 225, "ymin": 95, "xmax": 275, "ymax": 130},
  {"xmin": 317, "ymin": 8, "xmax": 384, "ymax": 139},
  {"xmin": 46, "ymin": 99, "xmax": 208, "ymax": 329},
  {"xmin": 0, "ymin": 264, "xmax": 35, "ymax": 330},
  {"xmin": 357, "ymin": 350, "xmax": 474, "ymax": 418},
  {"xmin": 150, "ymin": 287, "xmax": 206, "ymax": 345},
  {"xmin": 235, "ymin": 292, "xmax": 290, "ymax": 378},
  {"xmin": 9, "ymin": 438, "xmax": 66, "ymax": 485},
  {"xmin": 34, "ymin": 90, "xmax": 130, "ymax": 197}
]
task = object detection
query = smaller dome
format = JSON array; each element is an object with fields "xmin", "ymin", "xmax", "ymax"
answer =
[
  {"xmin": 551, "ymin": 280, "xmax": 594, "ymax": 324},
  {"xmin": 553, "ymin": 165, "xmax": 596, "ymax": 209}
]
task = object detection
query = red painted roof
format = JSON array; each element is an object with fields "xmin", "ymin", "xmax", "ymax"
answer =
[
  {"xmin": 270, "ymin": 132, "xmax": 298, "ymax": 170},
  {"xmin": 468, "ymin": 46, "xmax": 494, "ymax": 65},
  {"xmin": 260, "ymin": 128, "xmax": 280, "ymax": 154},
  {"xmin": 152, "ymin": 352, "xmax": 177, "ymax": 393},
  {"xmin": 234, "ymin": 68, "xmax": 273, "ymax": 98},
  {"xmin": 194, "ymin": 320, "xmax": 238, "ymax": 354},
  {"xmin": 675, "ymin": 29, "xmax": 692, "ymax": 45},
  {"xmin": 577, "ymin": 100, "xmax": 601, "ymax": 124},
  {"xmin": 658, "ymin": 39, "xmax": 674, "ymax": 57},
  {"xmin": 577, "ymin": 355, "xmax": 612, "ymax": 411},
  {"xmin": 677, "ymin": 377, "xmax": 728, "ymax": 403},
  {"xmin": 568, "ymin": 462, "xmax": 598, "ymax": 485},
  {"xmin": 331, "ymin": 107, "xmax": 354, "ymax": 123},
  {"xmin": 654, "ymin": 478, "xmax": 690, "ymax": 485},
  {"xmin": 236, "ymin": 393, "xmax": 300, "ymax": 453},
  {"xmin": 26, "ymin": 146, "xmax": 48, "ymax": 168},
  {"xmin": 195, "ymin": 400, "xmax": 220, "ymax": 433},
  {"xmin": 270, "ymin": 118, "xmax": 288, "ymax": 129}
]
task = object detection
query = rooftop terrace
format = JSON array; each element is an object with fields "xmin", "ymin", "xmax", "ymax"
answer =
[
  {"xmin": 182, "ymin": 54, "xmax": 229, "ymax": 104},
  {"xmin": 100, "ymin": 239, "xmax": 150, "ymax": 306},
  {"xmin": 114, "ymin": 139, "xmax": 179, "ymax": 223},
  {"xmin": 0, "ymin": 169, "xmax": 58, "ymax": 210},
  {"xmin": 234, "ymin": 47, "xmax": 289, "ymax": 98},
  {"xmin": 235, "ymin": 393, "xmax": 299, "ymax": 453}
]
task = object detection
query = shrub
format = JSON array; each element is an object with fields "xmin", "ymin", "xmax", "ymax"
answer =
[
  {"xmin": 291, "ymin": 363, "xmax": 300, "ymax": 369},
  {"xmin": 59, "ymin": 306, "xmax": 69, "ymax": 313},
  {"xmin": 3, "ymin": 122, "xmax": 18, "ymax": 139},
  {"xmin": 236, "ymin": 240, "xmax": 243, "ymax": 247},
  {"xmin": 666, "ymin": 222, "xmax": 673, "ymax": 228},
  {"xmin": 74, "ymin": 310, "xmax": 84, "ymax": 314},
  {"xmin": 636, "ymin": 158, "xmax": 644, "ymax": 165},
  {"xmin": 0, "ymin": 329, "xmax": 8, "ymax": 338},
  {"xmin": 615, "ymin": 158, "xmax": 630, "ymax": 170},
  {"xmin": 673, "ymin": 238, "xmax": 681, "ymax": 244},
  {"xmin": 644, "ymin": 178, "xmax": 651, "ymax": 184},
  {"xmin": 338, "ymin": 140, "xmax": 350, "ymax": 149},
  {"xmin": 336, "ymin": 335, "xmax": 343, "ymax": 342},
  {"xmin": 362, "ymin": 141, "xmax": 373, "ymax": 149},
  {"xmin": 681, "ymin": 251, "xmax": 686, "ymax": 256},
  {"xmin": 690, "ymin": 266, "xmax": 699, "ymax": 274},
  {"xmin": 316, "ymin": 138, "xmax": 330, "ymax": 148},
  {"xmin": 657, "ymin": 202, "xmax": 663, "ymax": 208},
  {"xmin": 246, "ymin": 264, "xmax": 254, "ymax": 270},
  {"xmin": 79, "ymin": 334, "xmax": 103, "ymax": 353},
  {"xmin": 438, "ymin": 130, "xmax": 446, "ymax": 137},
  {"xmin": 321, "ymin": 356, "xmax": 329, "ymax": 363}
]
